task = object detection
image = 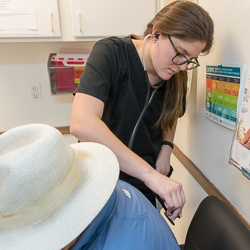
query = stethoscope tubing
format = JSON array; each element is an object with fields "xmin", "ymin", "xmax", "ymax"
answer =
[
  {"xmin": 128, "ymin": 34, "xmax": 164, "ymax": 149},
  {"xmin": 128, "ymin": 86, "xmax": 157, "ymax": 149}
]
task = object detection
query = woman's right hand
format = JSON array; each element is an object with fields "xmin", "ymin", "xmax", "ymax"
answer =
[{"xmin": 143, "ymin": 169, "xmax": 185, "ymax": 220}]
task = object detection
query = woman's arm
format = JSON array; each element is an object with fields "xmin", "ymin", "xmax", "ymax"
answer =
[
  {"xmin": 70, "ymin": 93, "xmax": 185, "ymax": 219},
  {"xmin": 155, "ymin": 122, "xmax": 176, "ymax": 176}
]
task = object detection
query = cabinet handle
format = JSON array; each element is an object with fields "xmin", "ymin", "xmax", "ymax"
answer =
[
  {"xmin": 78, "ymin": 12, "xmax": 82, "ymax": 32},
  {"xmin": 50, "ymin": 11, "xmax": 54, "ymax": 32}
]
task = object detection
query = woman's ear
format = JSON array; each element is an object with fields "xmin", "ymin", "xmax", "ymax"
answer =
[{"xmin": 152, "ymin": 26, "xmax": 160, "ymax": 40}]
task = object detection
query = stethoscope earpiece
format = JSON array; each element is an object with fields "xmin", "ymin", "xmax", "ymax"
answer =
[
  {"xmin": 152, "ymin": 34, "xmax": 160, "ymax": 43},
  {"xmin": 154, "ymin": 34, "xmax": 160, "ymax": 39}
]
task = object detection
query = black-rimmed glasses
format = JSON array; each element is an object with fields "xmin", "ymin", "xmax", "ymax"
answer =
[{"xmin": 167, "ymin": 35, "xmax": 200, "ymax": 70}]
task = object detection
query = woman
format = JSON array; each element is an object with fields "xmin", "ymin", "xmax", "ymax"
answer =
[{"xmin": 70, "ymin": 1, "xmax": 214, "ymax": 220}]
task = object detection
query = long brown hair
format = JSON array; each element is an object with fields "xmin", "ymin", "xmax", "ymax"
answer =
[{"xmin": 144, "ymin": 1, "xmax": 214, "ymax": 132}]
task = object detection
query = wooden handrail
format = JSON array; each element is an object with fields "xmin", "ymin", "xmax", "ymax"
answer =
[
  {"xmin": 173, "ymin": 144, "xmax": 250, "ymax": 229},
  {"xmin": 56, "ymin": 126, "xmax": 70, "ymax": 135}
]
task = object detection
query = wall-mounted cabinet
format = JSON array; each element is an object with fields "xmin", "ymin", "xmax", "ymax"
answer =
[
  {"xmin": 0, "ymin": 0, "xmax": 161, "ymax": 43},
  {"xmin": 70, "ymin": 0, "xmax": 157, "ymax": 38}
]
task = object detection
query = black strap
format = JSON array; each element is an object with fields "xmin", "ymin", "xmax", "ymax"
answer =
[{"xmin": 161, "ymin": 140, "xmax": 174, "ymax": 150}]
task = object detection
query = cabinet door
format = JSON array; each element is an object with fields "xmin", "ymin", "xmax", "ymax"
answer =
[
  {"xmin": 0, "ymin": 0, "xmax": 61, "ymax": 38},
  {"xmin": 70, "ymin": 0, "xmax": 157, "ymax": 37}
]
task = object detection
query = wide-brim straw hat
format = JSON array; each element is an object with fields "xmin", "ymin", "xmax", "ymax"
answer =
[{"xmin": 0, "ymin": 124, "xmax": 119, "ymax": 250}]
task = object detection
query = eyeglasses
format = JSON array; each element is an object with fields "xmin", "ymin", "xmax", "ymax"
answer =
[{"xmin": 167, "ymin": 35, "xmax": 200, "ymax": 70}]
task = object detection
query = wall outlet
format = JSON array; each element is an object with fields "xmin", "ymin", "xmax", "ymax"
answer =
[{"xmin": 29, "ymin": 83, "xmax": 42, "ymax": 101}]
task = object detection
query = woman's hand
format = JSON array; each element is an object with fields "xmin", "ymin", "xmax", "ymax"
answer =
[
  {"xmin": 155, "ymin": 140, "xmax": 173, "ymax": 176},
  {"xmin": 144, "ymin": 170, "xmax": 185, "ymax": 220},
  {"xmin": 155, "ymin": 162, "xmax": 171, "ymax": 176}
]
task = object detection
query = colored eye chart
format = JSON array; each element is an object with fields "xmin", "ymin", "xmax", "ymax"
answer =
[{"xmin": 205, "ymin": 65, "xmax": 241, "ymax": 130}]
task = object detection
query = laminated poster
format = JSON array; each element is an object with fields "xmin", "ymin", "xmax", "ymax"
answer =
[
  {"xmin": 205, "ymin": 65, "xmax": 240, "ymax": 130},
  {"xmin": 229, "ymin": 64, "xmax": 250, "ymax": 179}
]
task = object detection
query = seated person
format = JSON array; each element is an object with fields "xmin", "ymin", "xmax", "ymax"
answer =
[{"xmin": 0, "ymin": 124, "xmax": 180, "ymax": 250}]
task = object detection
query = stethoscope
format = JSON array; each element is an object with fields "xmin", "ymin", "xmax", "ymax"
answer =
[
  {"xmin": 128, "ymin": 33, "xmax": 165, "ymax": 149},
  {"xmin": 127, "ymin": 34, "xmax": 179, "ymax": 223}
]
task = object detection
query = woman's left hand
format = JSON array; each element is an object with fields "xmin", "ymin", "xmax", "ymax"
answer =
[
  {"xmin": 156, "ymin": 162, "xmax": 171, "ymax": 176},
  {"xmin": 155, "ymin": 141, "xmax": 172, "ymax": 176}
]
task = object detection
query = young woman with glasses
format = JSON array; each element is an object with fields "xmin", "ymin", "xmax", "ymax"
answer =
[{"xmin": 70, "ymin": 1, "xmax": 214, "ymax": 220}]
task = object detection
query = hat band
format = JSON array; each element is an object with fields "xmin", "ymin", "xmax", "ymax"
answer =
[{"xmin": 0, "ymin": 150, "xmax": 84, "ymax": 230}]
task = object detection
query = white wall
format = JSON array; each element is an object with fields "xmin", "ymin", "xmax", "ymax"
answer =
[
  {"xmin": 174, "ymin": 0, "xmax": 250, "ymax": 223},
  {"xmin": 0, "ymin": 41, "xmax": 94, "ymax": 131}
]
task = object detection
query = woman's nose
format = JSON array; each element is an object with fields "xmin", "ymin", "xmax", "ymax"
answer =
[{"xmin": 179, "ymin": 62, "xmax": 188, "ymax": 71}]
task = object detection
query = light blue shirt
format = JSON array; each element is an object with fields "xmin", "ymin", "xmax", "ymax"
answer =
[{"xmin": 71, "ymin": 180, "xmax": 180, "ymax": 250}]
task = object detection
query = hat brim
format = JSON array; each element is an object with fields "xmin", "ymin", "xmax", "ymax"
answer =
[{"xmin": 1, "ymin": 142, "xmax": 119, "ymax": 250}]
